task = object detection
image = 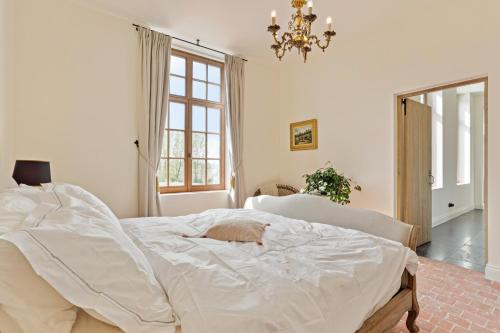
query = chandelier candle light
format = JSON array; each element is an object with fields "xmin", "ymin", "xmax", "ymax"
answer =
[{"xmin": 268, "ymin": 0, "xmax": 336, "ymax": 62}]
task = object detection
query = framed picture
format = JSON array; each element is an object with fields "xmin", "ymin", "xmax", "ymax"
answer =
[{"xmin": 290, "ymin": 119, "xmax": 318, "ymax": 151}]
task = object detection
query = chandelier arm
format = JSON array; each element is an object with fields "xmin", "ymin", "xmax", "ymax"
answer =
[
  {"xmin": 276, "ymin": 43, "xmax": 287, "ymax": 61},
  {"xmin": 281, "ymin": 32, "xmax": 292, "ymax": 46},
  {"xmin": 279, "ymin": 34, "xmax": 294, "ymax": 60},
  {"xmin": 314, "ymin": 34, "xmax": 332, "ymax": 51},
  {"xmin": 272, "ymin": 32, "xmax": 281, "ymax": 46}
]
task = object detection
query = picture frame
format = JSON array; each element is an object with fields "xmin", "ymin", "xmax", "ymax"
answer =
[{"xmin": 290, "ymin": 119, "xmax": 318, "ymax": 151}]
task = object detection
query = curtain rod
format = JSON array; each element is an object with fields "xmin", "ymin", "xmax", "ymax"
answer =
[{"xmin": 133, "ymin": 24, "xmax": 248, "ymax": 62}]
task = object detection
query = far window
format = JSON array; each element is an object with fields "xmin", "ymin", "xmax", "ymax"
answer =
[
  {"xmin": 428, "ymin": 91, "xmax": 443, "ymax": 189},
  {"xmin": 158, "ymin": 50, "xmax": 225, "ymax": 193},
  {"xmin": 457, "ymin": 93, "xmax": 471, "ymax": 185}
]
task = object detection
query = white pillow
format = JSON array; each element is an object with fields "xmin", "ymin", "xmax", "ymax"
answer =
[
  {"xmin": 1, "ymin": 183, "xmax": 176, "ymax": 333},
  {"xmin": 83, "ymin": 309, "xmax": 116, "ymax": 326},
  {"xmin": 244, "ymin": 194, "xmax": 414, "ymax": 247},
  {"xmin": 72, "ymin": 310, "xmax": 123, "ymax": 333},
  {"xmin": 0, "ymin": 240, "xmax": 78, "ymax": 333},
  {"xmin": 41, "ymin": 183, "xmax": 119, "ymax": 225},
  {"xmin": 0, "ymin": 306, "xmax": 23, "ymax": 333}
]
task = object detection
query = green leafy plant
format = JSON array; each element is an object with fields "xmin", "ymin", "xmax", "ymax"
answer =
[{"xmin": 302, "ymin": 162, "xmax": 361, "ymax": 205}]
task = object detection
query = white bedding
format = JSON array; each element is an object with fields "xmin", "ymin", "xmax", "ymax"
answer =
[
  {"xmin": 0, "ymin": 185, "xmax": 418, "ymax": 333},
  {"xmin": 122, "ymin": 209, "xmax": 417, "ymax": 333},
  {"xmin": 0, "ymin": 184, "xmax": 175, "ymax": 333}
]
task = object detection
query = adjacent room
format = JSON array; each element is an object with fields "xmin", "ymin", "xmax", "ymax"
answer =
[
  {"xmin": 412, "ymin": 82, "xmax": 487, "ymax": 272},
  {"xmin": 0, "ymin": 0, "xmax": 499, "ymax": 333}
]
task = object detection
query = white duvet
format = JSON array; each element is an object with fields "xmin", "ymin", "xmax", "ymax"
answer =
[
  {"xmin": 0, "ymin": 184, "xmax": 418, "ymax": 333},
  {"xmin": 122, "ymin": 210, "xmax": 417, "ymax": 333}
]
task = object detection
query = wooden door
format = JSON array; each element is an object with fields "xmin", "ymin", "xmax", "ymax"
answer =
[{"xmin": 400, "ymin": 98, "xmax": 432, "ymax": 246}]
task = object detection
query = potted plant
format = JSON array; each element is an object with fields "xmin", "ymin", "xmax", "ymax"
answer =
[{"xmin": 301, "ymin": 162, "xmax": 361, "ymax": 205}]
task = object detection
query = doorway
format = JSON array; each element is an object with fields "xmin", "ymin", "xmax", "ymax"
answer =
[{"xmin": 395, "ymin": 77, "xmax": 488, "ymax": 272}]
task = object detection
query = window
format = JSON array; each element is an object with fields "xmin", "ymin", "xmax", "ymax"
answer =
[
  {"xmin": 409, "ymin": 94, "xmax": 425, "ymax": 104},
  {"xmin": 457, "ymin": 93, "xmax": 471, "ymax": 185},
  {"xmin": 428, "ymin": 91, "xmax": 443, "ymax": 189},
  {"xmin": 158, "ymin": 50, "xmax": 225, "ymax": 193}
]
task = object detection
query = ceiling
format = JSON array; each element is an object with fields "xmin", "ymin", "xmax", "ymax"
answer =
[{"xmin": 74, "ymin": 0, "xmax": 400, "ymax": 63}]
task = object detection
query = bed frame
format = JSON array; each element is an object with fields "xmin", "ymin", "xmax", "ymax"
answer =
[{"xmin": 356, "ymin": 225, "xmax": 420, "ymax": 333}]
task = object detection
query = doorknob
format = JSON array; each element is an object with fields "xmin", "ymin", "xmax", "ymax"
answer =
[{"xmin": 428, "ymin": 170, "xmax": 435, "ymax": 185}]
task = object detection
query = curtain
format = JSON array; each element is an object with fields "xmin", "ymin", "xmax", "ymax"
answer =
[
  {"xmin": 225, "ymin": 55, "xmax": 246, "ymax": 208},
  {"xmin": 138, "ymin": 27, "xmax": 171, "ymax": 217}
]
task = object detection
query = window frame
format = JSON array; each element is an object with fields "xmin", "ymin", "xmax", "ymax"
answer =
[
  {"xmin": 160, "ymin": 49, "xmax": 226, "ymax": 194},
  {"xmin": 456, "ymin": 92, "xmax": 471, "ymax": 186},
  {"xmin": 427, "ymin": 91, "xmax": 444, "ymax": 190}
]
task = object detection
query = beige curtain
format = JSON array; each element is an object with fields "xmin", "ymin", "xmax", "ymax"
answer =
[
  {"xmin": 225, "ymin": 55, "xmax": 246, "ymax": 208},
  {"xmin": 138, "ymin": 27, "xmax": 171, "ymax": 217}
]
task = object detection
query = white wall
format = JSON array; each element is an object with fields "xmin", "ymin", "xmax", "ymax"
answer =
[
  {"xmin": 0, "ymin": 0, "xmax": 12, "ymax": 189},
  {"xmin": 10, "ymin": 0, "xmax": 140, "ymax": 217},
  {"xmin": 431, "ymin": 90, "xmax": 481, "ymax": 227},
  {"xmin": 276, "ymin": 1, "xmax": 500, "ymax": 279},
  {"xmin": 9, "ymin": 0, "xmax": 281, "ymax": 218}
]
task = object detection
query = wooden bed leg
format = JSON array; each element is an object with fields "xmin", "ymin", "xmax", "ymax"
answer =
[
  {"xmin": 406, "ymin": 308, "xmax": 419, "ymax": 333},
  {"xmin": 405, "ymin": 275, "xmax": 419, "ymax": 333}
]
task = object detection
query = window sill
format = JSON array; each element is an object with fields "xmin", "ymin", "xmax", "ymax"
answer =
[
  {"xmin": 456, "ymin": 182, "xmax": 471, "ymax": 187},
  {"xmin": 160, "ymin": 190, "xmax": 229, "ymax": 197}
]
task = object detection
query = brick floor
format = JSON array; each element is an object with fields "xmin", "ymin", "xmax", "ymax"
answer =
[{"xmin": 386, "ymin": 257, "xmax": 500, "ymax": 333}]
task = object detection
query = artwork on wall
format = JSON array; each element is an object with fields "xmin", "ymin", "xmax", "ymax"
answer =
[{"xmin": 290, "ymin": 119, "xmax": 318, "ymax": 151}]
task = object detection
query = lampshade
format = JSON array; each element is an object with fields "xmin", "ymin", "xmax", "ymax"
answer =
[{"xmin": 12, "ymin": 160, "xmax": 51, "ymax": 186}]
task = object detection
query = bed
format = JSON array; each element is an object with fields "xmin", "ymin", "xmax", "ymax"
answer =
[{"xmin": 0, "ymin": 184, "xmax": 419, "ymax": 333}]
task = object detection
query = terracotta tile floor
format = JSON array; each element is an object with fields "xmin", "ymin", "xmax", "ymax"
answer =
[{"xmin": 387, "ymin": 257, "xmax": 500, "ymax": 333}]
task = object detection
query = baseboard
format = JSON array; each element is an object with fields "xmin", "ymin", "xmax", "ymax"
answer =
[
  {"xmin": 432, "ymin": 205, "xmax": 475, "ymax": 227},
  {"xmin": 485, "ymin": 264, "xmax": 500, "ymax": 283},
  {"xmin": 475, "ymin": 204, "xmax": 484, "ymax": 210}
]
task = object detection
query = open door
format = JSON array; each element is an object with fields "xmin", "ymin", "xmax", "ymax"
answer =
[{"xmin": 399, "ymin": 98, "xmax": 432, "ymax": 246}]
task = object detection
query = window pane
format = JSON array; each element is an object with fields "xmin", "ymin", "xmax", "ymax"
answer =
[
  {"xmin": 169, "ymin": 159, "xmax": 184, "ymax": 186},
  {"xmin": 457, "ymin": 93, "xmax": 471, "ymax": 185},
  {"xmin": 208, "ymin": 65, "xmax": 221, "ymax": 84},
  {"xmin": 207, "ymin": 160, "xmax": 220, "ymax": 185},
  {"xmin": 207, "ymin": 108, "xmax": 220, "ymax": 133},
  {"xmin": 207, "ymin": 84, "xmax": 221, "ymax": 102},
  {"xmin": 161, "ymin": 130, "xmax": 168, "ymax": 157},
  {"xmin": 192, "ymin": 106, "xmax": 206, "ymax": 131},
  {"xmin": 192, "ymin": 133, "xmax": 206, "ymax": 158},
  {"xmin": 169, "ymin": 131, "xmax": 185, "ymax": 158},
  {"xmin": 192, "ymin": 160, "xmax": 206, "ymax": 185},
  {"xmin": 170, "ymin": 56, "xmax": 186, "ymax": 76},
  {"xmin": 193, "ymin": 61, "xmax": 207, "ymax": 81},
  {"xmin": 409, "ymin": 94, "xmax": 425, "ymax": 104},
  {"xmin": 158, "ymin": 159, "xmax": 167, "ymax": 186},
  {"xmin": 207, "ymin": 134, "xmax": 220, "ymax": 158},
  {"xmin": 169, "ymin": 102, "xmax": 185, "ymax": 130},
  {"xmin": 170, "ymin": 75, "xmax": 185, "ymax": 96},
  {"xmin": 429, "ymin": 91, "xmax": 443, "ymax": 190},
  {"xmin": 192, "ymin": 81, "xmax": 207, "ymax": 100}
]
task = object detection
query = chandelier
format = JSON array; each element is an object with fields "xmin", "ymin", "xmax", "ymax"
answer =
[{"xmin": 267, "ymin": 0, "xmax": 336, "ymax": 63}]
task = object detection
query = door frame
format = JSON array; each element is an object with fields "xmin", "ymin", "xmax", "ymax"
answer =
[{"xmin": 394, "ymin": 75, "xmax": 489, "ymax": 262}]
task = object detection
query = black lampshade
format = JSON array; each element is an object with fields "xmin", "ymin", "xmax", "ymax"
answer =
[{"xmin": 12, "ymin": 160, "xmax": 52, "ymax": 186}]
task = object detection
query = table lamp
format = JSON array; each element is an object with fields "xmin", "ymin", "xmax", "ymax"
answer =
[{"xmin": 12, "ymin": 160, "xmax": 51, "ymax": 186}]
